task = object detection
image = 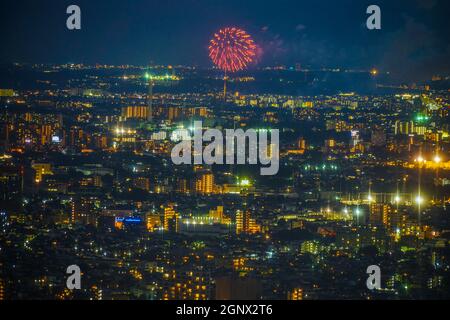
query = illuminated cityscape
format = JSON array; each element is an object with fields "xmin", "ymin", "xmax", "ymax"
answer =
[{"xmin": 0, "ymin": 0, "xmax": 449, "ymax": 302}]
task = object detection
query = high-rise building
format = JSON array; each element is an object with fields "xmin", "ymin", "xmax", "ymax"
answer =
[
  {"xmin": 298, "ymin": 137, "xmax": 306, "ymax": 150},
  {"xmin": 236, "ymin": 210, "xmax": 260, "ymax": 234},
  {"xmin": 80, "ymin": 175, "xmax": 102, "ymax": 188},
  {"xmin": 31, "ymin": 163, "xmax": 52, "ymax": 183},
  {"xmin": 394, "ymin": 120, "xmax": 414, "ymax": 135},
  {"xmin": 177, "ymin": 178, "xmax": 190, "ymax": 194},
  {"xmin": 414, "ymin": 125, "xmax": 427, "ymax": 136},
  {"xmin": 370, "ymin": 203, "xmax": 392, "ymax": 226},
  {"xmin": 209, "ymin": 206, "xmax": 223, "ymax": 222},
  {"xmin": 0, "ymin": 278, "xmax": 5, "ymax": 300},
  {"xmin": 167, "ymin": 107, "xmax": 181, "ymax": 121},
  {"xmin": 40, "ymin": 124, "xmax": 53, "ymax": 145},
  {"xmin": 121, "ymin": 106, "xmax": 149, "ymax": 120},
  {"xmin": 93, "ymin": 134, "xmax": 108, "ymax": 149},
  {"xmin": 69, "ymin": 126, "xmax": 84, "ymax": 148},
  {"xmin": 133, "ymin": 177, "xmax": 150, "ymax": 191},
  {"xmin": 161, "ymin": 269, "xmax": 211, "ymax": 300},
  {"xmin": 163, "ymin": 204, "xmax": 179, "ymax": 232},
  {"xmin": 350, "ymin": 130, "xmax": 360, "ymax": 147},
  {"xmin": 90, "ymin": 285, "xmax": 103, "ymax": 300},
  {"xmin": 146, "ymin": 213, "xmax": 162, "ymax": 232},
  {"xmin": 384, "ymin": 210, "xmax": 408, "ymax": 232},
  {"xmin": 324, "ymin": 139, "xmax": 336, "ymax": 152},
  {"xmin": 0, "ymin": 211, "xmax": 8, "ymax": 234},
  {"xmin": 236, "ymin": 210, "xmax": 246, "ymax": 234},
  {"xmin": 195, "ymin": 173, "xmax": 214, "ymax": 194},
  {"xmin": 208, "ymin": 206, "xmax": 231, "ymax": 225},
  {"xmin": 287, "ymin": 288, "xmax": 303, "ymax": 300},
  {"xmin": 71, "ymin": 196, "xmax": 99, "ymax": 225}
]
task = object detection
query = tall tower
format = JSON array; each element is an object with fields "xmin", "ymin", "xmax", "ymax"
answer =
[{"xmin": 145, "ymin": 72, "xmax": 154, "ymax": 122}]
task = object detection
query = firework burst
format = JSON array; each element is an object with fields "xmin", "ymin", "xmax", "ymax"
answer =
[{"xmin": 209, "ymin": 27, "xmax": 257, "ymax": 73}]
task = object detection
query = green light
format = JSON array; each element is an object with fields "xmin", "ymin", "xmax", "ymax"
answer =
[
  {"xmin": 240, "ymin": 179, "xmax": 250, "ymax": 186},
  {"xmin": 415, "ymin": 114, "xmax": 429, "ymax": 122}
]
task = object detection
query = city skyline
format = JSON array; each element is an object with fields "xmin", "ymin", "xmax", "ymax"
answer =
[{"xmin": 0, "ymin": 0, "xmax": 449, "ymax": 304}]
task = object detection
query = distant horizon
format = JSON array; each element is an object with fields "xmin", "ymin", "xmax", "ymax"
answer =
[
  {"xmin": 3, "ymin": 61, "xmax": 445, "ymax": 89},
  {"xmin": 3, "ymin": 61, "xmax": 387, "ymax": 72}
]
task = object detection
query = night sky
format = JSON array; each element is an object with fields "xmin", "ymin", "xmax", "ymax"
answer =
[{"xmin": 0, "ymin": 0, "xmax": 449, "ymax": 81}]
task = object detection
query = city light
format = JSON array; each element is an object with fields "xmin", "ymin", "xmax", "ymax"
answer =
[
  {"xmin": 415, "ymin": 114, "xmax": 429, "ymax": 122},
  {"xmin": 415, "ymin": 196, "xmax": 424, "ymax": 205},
  {"xmin": 2, "ymin": 3, "xmax": 449, "ymax": 302},
  {"xmin": 415, "ymin": 156, "xmax": 425, "ymax": 163},
  {"xmin": 240, "ymin": 179, "xmax": 251, "ymax": 187}
]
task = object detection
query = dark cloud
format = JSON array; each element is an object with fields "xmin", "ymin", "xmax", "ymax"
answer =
[
  {"xmin": 416, "ymin": 0, "xmax": 438, "ymax": 10},
  {"xmin": 290, "ymin": 34, "xmax": 334, "ymax": 67},
  {"xmin": 380, "ymin": 15, "xmax": 450, "ymax": 81},
  {"xmin": 255, "ymin": 28, "xmax": 288, "ymax": 64},
  {"xmin": 295, "ymin": 24, "xmax": 306, "ymax": 32}
]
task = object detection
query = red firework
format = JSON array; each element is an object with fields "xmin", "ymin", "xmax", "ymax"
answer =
[{"xmin": 209, "ymin": 27, "xmax": 257, "ymax": 73}]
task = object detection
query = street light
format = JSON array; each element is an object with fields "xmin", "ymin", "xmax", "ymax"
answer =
[
  {"xmin": 415, "ymin": 196, "xmax": 424, "ymax": 205},
  {"xmin": 355, "ymin": 207, "xmax": 361, "ymax": 226},
  {"xmin": 433, "ymin": 154, "xmax": 441, "ymax": 204},
  {"xmin": 415, "ymin": 156, "xmax": 425, "ymax": 163},
  {"xmin": 415, "ymin": 153, "xmax": 425, "ymax": 227}
]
